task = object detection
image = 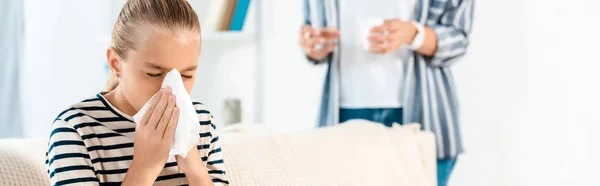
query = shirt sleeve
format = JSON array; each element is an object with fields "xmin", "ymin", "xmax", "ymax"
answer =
[
  {"xmin": 194, "ymin": 102, "xmax": 230, "ymax": 185},
  {"xmin": 428, "ymin": 0, "xmax": 475, "ymax": 67},
  {"xmin": 45, "ymin": 120, "xmax": 99, "ymax": 186}
]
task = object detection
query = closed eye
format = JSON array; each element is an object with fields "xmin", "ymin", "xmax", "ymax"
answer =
[
  {"xmin": 146, "ymin": 73, "xmax": 162, "ymax": 77},
  {"xmin": 182, "ymin": 75, "xmax": 193, "ymax": 79}
]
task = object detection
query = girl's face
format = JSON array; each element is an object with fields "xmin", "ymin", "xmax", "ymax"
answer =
[{"xmin": 110, "ymin": 28, "xmax": 201, "ymax": 111}]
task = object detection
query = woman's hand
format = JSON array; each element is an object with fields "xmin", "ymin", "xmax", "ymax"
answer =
[
  {"xmin": 368, "ymin": 19, "xmax": 417, "ymax": 54},
  {"xmin": 123, "ymin": 87, "xmax": 179, "ymax": 186},
  {"xmin": 298, "ymin": 25, "xmax": 340, "ymax": 61},
  {"xmin": 176, "ymin": 147, "xmax": 213, "ymax": 186}
]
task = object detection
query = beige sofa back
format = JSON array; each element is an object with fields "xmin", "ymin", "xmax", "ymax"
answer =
[
  {"xmin": 221, "ymin": 121, "xmax": 436, "ymax": 186},
  {"xmin": 0, "ymin": 120, "xmax": 435, "ymax": 186}
]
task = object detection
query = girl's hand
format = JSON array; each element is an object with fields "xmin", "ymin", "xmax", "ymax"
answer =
[
  {"xmin": 176, "ymin": 147, "xmax": 213, "ymax": 185},
  {"xmin": 124, "ymin": 87, "xmax": 179, "ymax": 185}
]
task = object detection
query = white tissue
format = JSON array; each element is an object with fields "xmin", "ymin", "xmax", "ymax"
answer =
[{"xmin": 133, "ymin": 69, "xmax": 200, "ymax": 158}]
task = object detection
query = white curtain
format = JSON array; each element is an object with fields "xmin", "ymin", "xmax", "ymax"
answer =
[{"xmin": 0, "ymin": 0, "xmax": 23, "ymax": 138}]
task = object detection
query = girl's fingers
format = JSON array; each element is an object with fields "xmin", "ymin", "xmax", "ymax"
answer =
[
  {"xmin": 163, "ymin": 107, "xmax": 179, "ymax": 140},
  {"xmin": 156, "ymin": 95, "xmax": 176, "ymax": 134},
  {"xmin": 148, "ymin": 87, "xmax": 171, "ymax": 130},
  {"xmin": 139, "ymin": 90, "xmax": 163, "ymax": 126}
]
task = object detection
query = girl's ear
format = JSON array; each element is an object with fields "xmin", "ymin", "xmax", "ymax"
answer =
[{"xmin": 106, "ymin": 47, "xmax": 122, "ymax": 76}]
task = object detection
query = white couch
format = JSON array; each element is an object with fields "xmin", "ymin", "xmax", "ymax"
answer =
[{"xmin": 0, "ymin": 120, "xmax": 436, "ymax": 186}]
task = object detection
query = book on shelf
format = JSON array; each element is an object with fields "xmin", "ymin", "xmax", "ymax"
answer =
[
  {"xmin": 229, "ymin": 0, "xmax": 251, "ymax": 31},
  {"xmin": 203, "ymin": 0, "xmax": 251, "ymax": 32},
  {"xmin": 220, "ymin": 0, "xmax": 237, "ymax": 30},
  {"xmin": 203, "ymin": 0, "xmax": 233, "ymax": 31}
]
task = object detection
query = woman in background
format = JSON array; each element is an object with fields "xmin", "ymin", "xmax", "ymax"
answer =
[
  {"xmin": 299, "ymin": 0, "xmax": 474, "ymax": 185},
  {"xmin": 45, "ymin": 0, "xmax": 228, "ymax": 185}
]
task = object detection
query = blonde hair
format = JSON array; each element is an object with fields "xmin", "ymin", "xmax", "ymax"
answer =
[{"xmin": 106, "ymin": 0, "xmax": 201, "ymax": 91}]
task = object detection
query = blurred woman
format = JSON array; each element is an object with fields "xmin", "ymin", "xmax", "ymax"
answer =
[{"xmin": 299, "ymin": 0, "xmax": 474, "ymax": 185}]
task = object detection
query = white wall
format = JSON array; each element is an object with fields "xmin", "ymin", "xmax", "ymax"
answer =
[
  {"xmin": 447, "ymin": 0, "xmax": 529, "ymax": 185},
  {"xmin": 452, "ymin": 0, "xmax": 599, "ymax": 185},
  {"xmin": 22, "ymin": 0, "xmax": 113, "ymax": 138},
  {"xmin": 502, "ymin": 0, "xmax": 600, "ymax": 185},
  {"xmin": 260, "ymin": 0, "xmax": 328, "ymax": 132}
]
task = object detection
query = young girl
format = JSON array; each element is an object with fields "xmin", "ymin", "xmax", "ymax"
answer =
[{"xmin": 45, "ymin": 0, "xmax": 229, "ymax": 185}]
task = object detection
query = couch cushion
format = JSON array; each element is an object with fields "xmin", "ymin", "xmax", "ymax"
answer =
[
  {"xmin": 0, "ymin": 139, "xmax": 50, "ymax": 186},
  {"xmin": 220, "ymin": 120, "xmax": 436, "ymax": 186}
]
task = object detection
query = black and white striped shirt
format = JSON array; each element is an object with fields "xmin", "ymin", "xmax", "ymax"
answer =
[{"xmin": 45, "ymin": 93, "xmax": 229, "ymax": 185}]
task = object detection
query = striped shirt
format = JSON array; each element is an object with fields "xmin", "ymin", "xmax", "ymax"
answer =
[{"xmin": 45, "ymin": 93, "xmax": 229, "ymax": 186}]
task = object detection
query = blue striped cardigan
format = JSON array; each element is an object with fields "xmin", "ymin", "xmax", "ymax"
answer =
[{"xmin": 304, "ymin": 0, "xmax": 475, "ymax": 159}]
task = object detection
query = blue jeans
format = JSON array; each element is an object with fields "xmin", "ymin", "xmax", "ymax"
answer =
[
  {"xmin": 437, "ymin": 157, "xmax": 458, "ymax": 186},
  {"xmin": 339, "ymin": 108, "xmax": 457, "ymax": 186},
  {"xmin": 339, "ymin": 108, "xmax": 403, "ymax": 127}
]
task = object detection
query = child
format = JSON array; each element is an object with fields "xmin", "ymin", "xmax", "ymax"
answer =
[{"xmin": 45, "ymin": 0, "xmax": 229, "ymax": 185}]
